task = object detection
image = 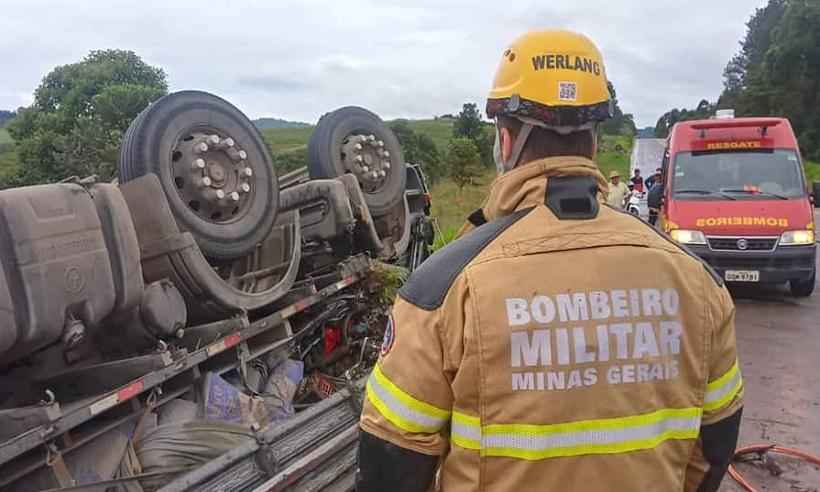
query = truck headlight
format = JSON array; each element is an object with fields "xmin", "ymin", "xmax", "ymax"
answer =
[
  {"xmin": 670, "ymin": 229, "xmax": 707, "ymax": 245},
  {"xmin": 780, "ymin": 230, "xmax": 815, "ymax": 246}
]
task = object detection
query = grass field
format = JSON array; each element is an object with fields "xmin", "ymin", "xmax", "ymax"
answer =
[
  {"xmin": 393, "ymin": 118, "xmax": 456, "ymax": 152},
  {"xmin": 259, "ymin": 126, "xmax": 313, "ymax": 154},
  {"xmin": 429, "ymin": 135, "xmax": 634, "ymax": 245},
  {"xmin": 259, "ymin": 119, "xmax": 455, "ymax": 155},
  {"xmin": 0, "ymin": 129, "xmax": 11, "ymax": 145}
]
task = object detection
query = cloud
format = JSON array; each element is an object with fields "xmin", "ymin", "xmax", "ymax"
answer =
[{"xmin": 0, "ymin": 0, "xmax": 766, "ymax": 126}]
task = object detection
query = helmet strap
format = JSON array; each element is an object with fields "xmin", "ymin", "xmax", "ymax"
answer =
[
  {"xmin": 494, "ymin": 118, "xmax": 598, "ymax": 174},
  {"xmin": 502, "ymin": 122, "xmax": 534, "ymax": 173}
]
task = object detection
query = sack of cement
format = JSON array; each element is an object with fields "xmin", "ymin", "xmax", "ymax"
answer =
[
  {"xmin": 157, "ymin": 398, "xmax": 198, "ymax": 426},
  {"xmin": 134, "ymin": 420, "xmax": 254, "ymax": 491},
  {"xmin": 200, "ymin": 371, "xmax": 270, "ymax": 426},
  {"xmin": 262, "ymin": 358, "xmax": 303, "ymax": 422}
]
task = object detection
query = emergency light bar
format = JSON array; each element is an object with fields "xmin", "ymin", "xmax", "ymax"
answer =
[{"xmin": 691, "ymin": 119, "xmax": 782, "ymax": 130}]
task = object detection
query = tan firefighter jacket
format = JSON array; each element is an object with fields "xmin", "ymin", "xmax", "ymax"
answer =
[{"xmin": 360, "ymin": 156, "xmax": 743, "ymax": 491}]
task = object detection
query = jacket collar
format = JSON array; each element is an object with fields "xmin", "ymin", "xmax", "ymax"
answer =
[{"xmin": 482, "ymin": 156, "xmax": 609, "ymax": 221}]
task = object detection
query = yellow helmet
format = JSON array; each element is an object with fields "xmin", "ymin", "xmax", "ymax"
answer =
[{"xmin": 486, "ymin": 30, "xmax": 612, "ymax": 127}]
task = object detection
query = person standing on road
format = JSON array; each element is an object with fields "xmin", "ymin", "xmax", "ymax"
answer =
[
  {"xmin": 631, "ymin": 168, "xmax": 645, "ymax": 192},
  {"xmin": 606, "ymin": 170, "xmax": 629, "ymax": 209},
  {"xmin": 645, "ymin": 167, "xmax": 662, "ymax": 190},
  {"xmin": 647, "ymin": 177, "xmax": 664, "ymax": 226},
  {"xmin": 357, "ymin": 29, "xmax": 743, "ymax": 492}
]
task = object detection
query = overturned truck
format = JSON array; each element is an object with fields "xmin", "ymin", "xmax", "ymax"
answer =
[{"xmin": 0, "ymin": 91, "xmax": 435, "ymax": 491}]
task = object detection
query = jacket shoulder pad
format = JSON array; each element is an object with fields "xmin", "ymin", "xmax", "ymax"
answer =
[{"xmin": 398, "ymin": 208, "xmax": 533, "ymax": 310}]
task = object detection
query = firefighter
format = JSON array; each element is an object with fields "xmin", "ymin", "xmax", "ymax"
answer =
[
  {"xmin": 606, "ymin": 170, "xmax": 629, "ymax": 209},
  {"xmin": 357, "ymin": 29, "xmax": 743, "ymax": 492}
]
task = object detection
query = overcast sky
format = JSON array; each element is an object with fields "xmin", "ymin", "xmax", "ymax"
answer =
[{"xmin": 1, "ymin": 0, "xmax": 765, "ymax": 127}]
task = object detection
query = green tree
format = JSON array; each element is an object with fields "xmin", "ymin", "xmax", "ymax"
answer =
[
  {"xmin": 389, "ymin": 120, "xmax": 444, "ymax": 183},
  {"xmin": 653, "ymin": 100, "xmax": 716, "ymax": 138},
  {"xmin": 717, "ymin": 0, "xmax": 820, "ymax": 159},
  {"xmin": 0, "ymin": 110, "xmax": 14, "ymax": 128},
  {"xmin": 7, "ymin": 50, "xmax": 167, "ymax": 185},
  {"xmin": 600, "ymin": 82, "xmax": 637, "ymax": 137},
  {"xmin": 453, "ymin": 102, "xmax": 494, "ymax": 167},
  {"xmin": 453, "ymin": 103, "xmax": 483, "ymax": 142},
  {"xmin": 447, "ymin": 137, "xmax": 482, "ymax": 192},
  {"xmin": 718, "ymin": 0, "xmax": 787, "ymax": 114}
]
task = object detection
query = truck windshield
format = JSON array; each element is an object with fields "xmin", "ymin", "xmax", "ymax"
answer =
[{"xmin": 672, "ymin": 149, "xmax": 805, "ymax": 199}]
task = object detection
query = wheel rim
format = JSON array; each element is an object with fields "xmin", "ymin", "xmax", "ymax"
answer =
[
  {"xmin": 340, "ymin": 133, "xmax": 392, "ymax": 194},
  {"xmin": 170, "ymin": 129, "xmax": 256, "ymax": 224}
]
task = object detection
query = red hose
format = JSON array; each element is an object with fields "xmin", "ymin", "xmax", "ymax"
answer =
[{"xmin": 728, "ymin": 443, "xmax": 820, "ymax": 492}]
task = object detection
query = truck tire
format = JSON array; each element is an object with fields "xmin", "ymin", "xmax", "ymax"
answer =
[
  {"xmin": 307, "ymin": 107, "xmax": 406, "ymax": 217},
  {"xmin": 119, "ymin": 90, "xmax": 278, "ymax": 260},
  {"xmin": 790, "ymin": 271, "xmax": 816, "ymax": 298}
]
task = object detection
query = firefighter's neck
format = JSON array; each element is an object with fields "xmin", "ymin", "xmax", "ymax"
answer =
[{"xmin": 483, "ymin": 156, "xmax": 608, "ymax": 221}]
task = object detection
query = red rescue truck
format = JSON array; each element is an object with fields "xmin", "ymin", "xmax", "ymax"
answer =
[{"xmin": 660, "ymin": 116, "xmax": 816, "ymax": 297}]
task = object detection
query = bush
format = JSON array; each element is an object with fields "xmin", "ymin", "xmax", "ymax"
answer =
[
  {"xmin": 8, "ymin": 50, "xmax": 167, "ymax": 185},
  {"xmin": 390, "ymin": 120, "xmax": 445, "ymax": 184},
  {"xmin": 447, "ymin": 138, "xmax": 482, "ymax": 191}
]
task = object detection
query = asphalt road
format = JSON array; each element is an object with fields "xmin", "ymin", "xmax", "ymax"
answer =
[
  {"xmin": 718, "ymin": 212, "xmax": 820, "ymax": 492},
  {"xmin": 628, "ymin": 138, "xmax": 667, "ymax": 218}
]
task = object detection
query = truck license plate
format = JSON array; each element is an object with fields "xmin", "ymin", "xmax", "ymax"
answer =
[{"xmin": 725, "ymin": 270, "xmax": 760, "ymax": 282}]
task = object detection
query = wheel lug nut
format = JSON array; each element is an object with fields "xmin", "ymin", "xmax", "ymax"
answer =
[
  {"xmin": 238, "ymin": 150, "xmax": 248, "ymax": 160},
  {"xmin": 382, "ymin": 151, "xmax": 390, "ymax": 158},
  {"xmin": 215, "ymin": 190, "xmax": 226, "ymax": 199},
  {"xmin": 377, "ymin": 140, "xmax": 384, "ymax": 147},
  {"xmin": 380, "ymin": 170, "xmax": 387, "ymax": 177},
  {"xmin": 207, "ymin": 135, "xmax": 220, "ymax": 145},
  {"xmin": 193, "ymin": 158, "xmax": 206, "ymax": 169},
  {"xmin": 371, "ymin": 171, "xmax": 379, "ymax": 179},
  {"xmin": 367, "ymin": 135, "xmax": 375, "ymax": 142},
  {"xmin": 202, "ymin": 176, "xmax": 213, "ymax": 187},
  {"xmin": 230, "ymin": 191, "xmax": 240, "ymax": 201},
  {"xmin": 354, "ymin": 143, "xmax": 363, "ymax": 151},
  {"xmin": 195, "ymin": 142, "xmax": 209, "ymax": 153},
  {"xmin": 223, "ymin": 137, "xmax": 235, "ymax": 147},
  {"xmin": 240, "ymin": 183, "xmax": 251, "ymax": 193},
  {"xmin": 362, "ymin": 165, "xmax": 370, "ymax": 173},
  {"xmin": 359, "ymin": 135, "xmax": 368, "ymax": 143},
  {"xmin": 355, "ymin": 155, "xmax": 363, "ymax": 163},
  {"xmin": 243, "ymin": 167, "xmax": 253, "ymax": 177},
  {"xmin": 383, "ymin": 161, "xmax": 391, "ymax": 169}
]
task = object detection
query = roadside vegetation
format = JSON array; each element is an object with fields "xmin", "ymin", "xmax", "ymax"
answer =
[
  {"xmin": 806, "ymin": 161, "xmax": 820, "ymax": 182},
  {"xmin": 654, "ymin": 0, "xmax": 820, "ymax": 164},
  {"xmin": 427, "ymin": 134, "xmax": 633, "ymax": 249}
]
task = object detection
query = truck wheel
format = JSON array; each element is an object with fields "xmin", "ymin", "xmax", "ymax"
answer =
[
  {"xmin": 119, "ymin": 91, "xmax": 278, "ymax": 260},
  {"xmin": 307, "ymin": 106, "xmax": 406, "ymax": 217},
  {"xmin": 789, "ymin": 271, "xmax": 816, "ymax": 298}
]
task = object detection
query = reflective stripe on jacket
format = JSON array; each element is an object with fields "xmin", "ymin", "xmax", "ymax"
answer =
[{"xmin": 360, "ymin": 156, "xmax": 743, "ymax": 492}]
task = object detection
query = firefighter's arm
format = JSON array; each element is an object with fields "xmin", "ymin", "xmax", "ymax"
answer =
[
  {"xmin": 685, "ymin": 274, "xmax": 743, "ymax": 492},
  {"xmin": 356, "ymin": 431, "xmax": 439, "ymax": 492},
  {"xmin": 358, "ymin": 284, "xmax": 464, "ymax": 492}
]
